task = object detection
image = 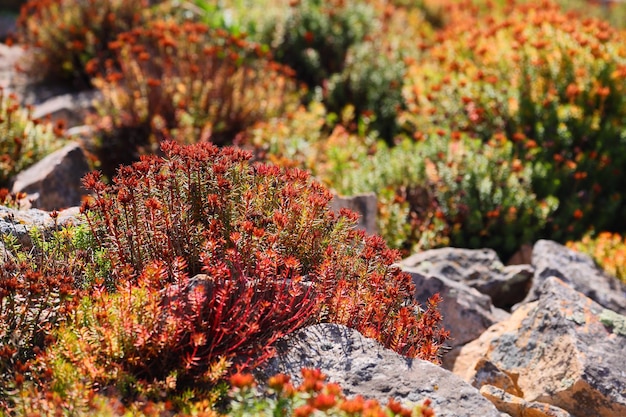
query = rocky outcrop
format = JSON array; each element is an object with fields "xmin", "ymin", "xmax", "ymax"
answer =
[
  {"xmin": 11, "ymin": 142, "xmax": 91, "ymax": 211},
  {"xmin": 480, "ymin": 385, "xmax": 573, "ymax": 417},
  {"xmin": 453, "ymin": 276, "xmax": 626, "ymax": 417},
  {"xmin": 401, "ymin": 247, "xmax": 533, "ymax": 310},
  {"xmin": 265, "ymin": 323, "xmax": 503, "ymax": 417},
  {"xmin": 403, "ymin": 267, "xmax": 509, "ymax": 353},
  {"xmin": 521, "ymin": 239, "xmax": 626, "ymax": 314}
]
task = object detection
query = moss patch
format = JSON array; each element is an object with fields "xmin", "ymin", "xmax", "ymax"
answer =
[{"xmin": 599, "ymin": 310, "xmax": 626, "ymax": 337}]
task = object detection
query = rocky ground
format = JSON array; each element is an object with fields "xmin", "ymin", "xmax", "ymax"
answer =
[{"xmin": 1, "ymin": 41, "xmax": 626, "ymax": 417}]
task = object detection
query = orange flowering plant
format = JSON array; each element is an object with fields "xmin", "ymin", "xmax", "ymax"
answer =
[
  {"xmin": 401, "ymin": 0, "xmax": 626, "ymax": 242},
  {"xmin": 228, "ymin": 369, "xmax": 436, "ymax": 417}
]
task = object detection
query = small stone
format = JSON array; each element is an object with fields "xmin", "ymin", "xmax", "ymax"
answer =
[
  {"xmin": 11, "ymin": 142, "xmax": 90, "ymax": 211},
  {"xmin": 330, "ymin": 193, "xmax": 378, "ymax": 235}
]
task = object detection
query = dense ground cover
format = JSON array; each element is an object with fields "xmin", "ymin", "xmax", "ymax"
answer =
[{"xmin": 1, "ymin": 0, "xmax": 626, "ymax": 414}]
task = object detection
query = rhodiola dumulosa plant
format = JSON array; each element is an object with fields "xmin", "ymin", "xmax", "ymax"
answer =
[
  {"xmin": 91, "ymin": 20, "xmax": 301, "ymax": 176},
  {"xmin": 43, "ymin": 141, "xmax": 448, "ymax": 406},
  {"xmin": 0, "ymin": 213, "xmax": 94, "ymax": 407},
  {"xmin": 402, "ymin": 1, "xmax": 626, "ymax": 242},
  {"xmin": 16, "ymin": 0, "xmax": 156, "ymax": 86},
  {"xmin": 0, "ymin": 88, "xmax": 67, "ymax": 187}
]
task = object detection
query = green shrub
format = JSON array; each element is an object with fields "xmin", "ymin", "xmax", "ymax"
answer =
[
  {"xmin": 263, "ymin": 0, "xmax": 374, "ymax": 90},
  {"xmin": 0, "ymin": 88, "xmax": 67, "ymax": 187},
  {"xmin": 323, "ymin": 133, "xmax": 557, "ymax": 259},
  {"xmin": 326, "ymin": 39, "xmax": 407, "ymax": 142}
]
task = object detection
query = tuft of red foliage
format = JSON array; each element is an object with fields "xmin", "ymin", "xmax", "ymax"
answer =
[
  {"xmin": 91, "ymin": 20, "xmax": 300, "ymax": 175},
  {"xmin": 16, "ymin": 0, "xmax": 152, "ymax": 86},
  {"xmin": 0, "ymin": 260, "xmax": 81, "ymax": 398}
]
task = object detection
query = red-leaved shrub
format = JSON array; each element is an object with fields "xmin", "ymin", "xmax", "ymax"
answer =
[
  {"xmin": 17, "ymin": 0, "xmax": 153, "ymax": 86},
  {"xmin": 78, "ymin": 141, "xmax": 447, "ymax": 387},
  {"xmin": 91, "ymin": 20, "xmax": 300, "ymax": 174}
]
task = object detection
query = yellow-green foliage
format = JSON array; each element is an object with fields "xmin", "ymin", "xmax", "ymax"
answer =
[
  {"xmin": 323, "ymin": 132, "xmax": 557, "ymax": 258},
  {"xmin": 249, "ymin": 101, "xmax": 556, "ymax": 259},
  {"xmin": 568, "ymin": 232, "xmax": 626, "ymax": 282},
  {"xmin": 401, "ymin": 0, "xmax": 626, "ymax": 242},
  {"xmin": 0, "ymin": 89, "xmax": 67, "ymax": 187}
]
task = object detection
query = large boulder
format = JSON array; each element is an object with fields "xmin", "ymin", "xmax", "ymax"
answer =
[
  {"xmin": 401, "ymin": 247, "xmax": 533, "ymax": 310},
  {"xmin": 264, "ymin": 323, "xmax": 503, "ymax": 417},
  {"xmin": 453, "ymin": 277, "xmax": 626, "ymax": 417},
  {"xmin": 521, "ymin": 239, "xmax": 626, "ymax": 314},
  {"xmin": 402, "ymin": 267, "xmax": 509, "ymax": 355},
  {"xmin": 11, "ymin": 142, "xmax": 90, "ymax": 211}
]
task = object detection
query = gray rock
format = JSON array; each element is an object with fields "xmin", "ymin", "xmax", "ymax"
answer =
[
  {"xmin": 330, "ymin": 193, "xmax": 377, "ymax": 235},
  {"xmin": 520, "ymin": 239, "xmax": 626, "ymax": 314},
  {"xmin": 11, "ymin": 142, "xmax": 90, "ymax": 211},
  {"xmin": 31, "ymin": 89, "xmax": 100, "ymax": 128},
  {"xmin": 0, "ymin": 205, "xmax": 82, "ymax": 250},
  {"xmin": 403, "ymin": 267, "xmax": 509, "ymax": 352},
  {"xmin": 459, "ymin": 277, "xmax": 626, "ymax": 417},
  {"xmin": 264, "ymin": 323, "xmax": 502, "ymax": 417},
  {"xmin": 401, "ymin": 247, "xmax": 533, "ymax": 310}
]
